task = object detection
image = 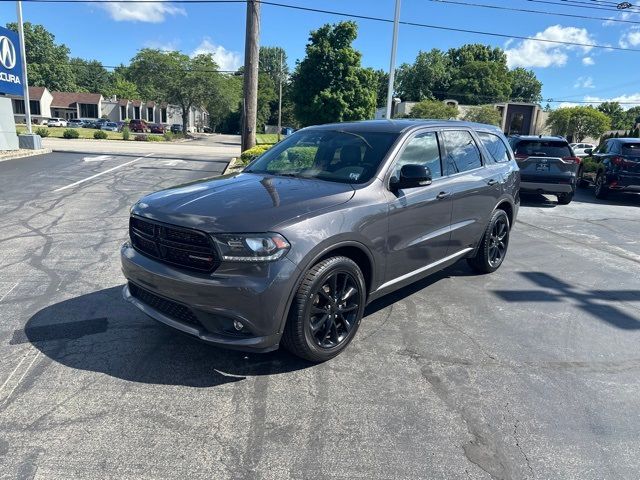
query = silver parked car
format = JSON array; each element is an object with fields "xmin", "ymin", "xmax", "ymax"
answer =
[{"xmin": 101, "ymin": 122, "xmax": 119, "ymax": 132}]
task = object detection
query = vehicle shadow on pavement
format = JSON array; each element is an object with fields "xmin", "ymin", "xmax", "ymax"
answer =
[
  {"xmin": 492, "ymin": 271, "xmax": 640, "ymax": 330},
  {"xmin": 18, "ymin": 286, "xmax": 314, "ymax": 388},
  {"xmin": 572, "ymin": 188, "xmax": 640, "ymax": 207},
  {"xmin": 519, "ymin": 193, "xmax": 558, "ymax": 208}
]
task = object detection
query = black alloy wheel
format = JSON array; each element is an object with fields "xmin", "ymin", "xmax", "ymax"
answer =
[
  {"xmin": 308, "ymin": 271, "xmax": 360, "ymax": 349},
  {"xmin": 488, "ymin": 216, "xmax": 509, "ymax": 268},
  {"xmin": 282, "ymin": 256, "xmax": 366, "ymax": 362}
]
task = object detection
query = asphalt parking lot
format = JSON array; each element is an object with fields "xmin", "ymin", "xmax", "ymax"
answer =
[{"xmin": 1, "ymin": 140, "xmax": 639, "ymax": 479}]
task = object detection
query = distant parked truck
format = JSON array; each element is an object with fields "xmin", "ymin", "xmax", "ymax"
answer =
[{"xmin": 129, "ymin": 119, "xmax": 150, "ymax": 133}]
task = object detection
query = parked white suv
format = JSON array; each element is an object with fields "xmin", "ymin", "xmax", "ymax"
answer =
[
  {"xmin": 570, "ymin": 142, "xmax": 595, "ymax": 157},
  {"xmin": 47, "ymin": 118, "xmax": 68, "ymax": 127}
]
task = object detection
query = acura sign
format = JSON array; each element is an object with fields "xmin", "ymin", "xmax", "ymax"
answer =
[{"xmin": 0, "ymin": 26, "xmax": 23, "ymax": 96}]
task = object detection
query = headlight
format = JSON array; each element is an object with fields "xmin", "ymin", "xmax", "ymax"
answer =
[{"xmin": 213, "ymin": 233, "xmax": 290, "ymax": 262}]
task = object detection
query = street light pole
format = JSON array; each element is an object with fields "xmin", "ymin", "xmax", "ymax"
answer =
[
  {"xmin": 16, "ymin": 0, "xmax": 32, "ymax": 134},
  {"xmin": 277, "ymin": 50, "xmax": 283, "ymax": 142},
  {"xmin": 385, "ymin": 0, "xmax": 401, "ymax": 120}
]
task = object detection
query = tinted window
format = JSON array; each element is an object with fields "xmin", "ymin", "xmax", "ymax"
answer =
[
  {"xmin": 621, "ymin": 143, "xmax": 640, "ymax": 157},
  {"xmin": 442, "ymin": 130, "xmax": 482, "ymax": 174},
  {"xmin": 246, "ymin": 130, "xmax": 398, "ymax": 184},
  {"xmin": 391, "ymin": 132, "xmax": 442, "ymax": 180},
  {"xmin": 478, "ymin": 132, "xmax": 511, "ymax": 163},
  {"xmin": 513, "ymin": 140, "xmax": 571, "ymax": 158}
]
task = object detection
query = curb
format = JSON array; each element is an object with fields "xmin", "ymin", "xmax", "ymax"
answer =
[
  {"xmin": 223, "ymin": 157, "xmax": 244, "ymax": 175},
  {"xmin": 0, "ymin": 148, "xmax": 52, "ymax": 163}
]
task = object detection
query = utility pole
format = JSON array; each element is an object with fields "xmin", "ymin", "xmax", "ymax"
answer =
[
  {"xmin": 277, "ymin": 50, "xmax": 283, "ymax": 142},
  {"xmin": 385, "ymin": 0, "xmax": 401, "ymax": 120},
  {"xmin": 242, "ymin": 0, "xmax": 260, "ymax": 152},
  {"xmin": 16, "ymin": 1, "xmax": 32, "ymax": 134}
]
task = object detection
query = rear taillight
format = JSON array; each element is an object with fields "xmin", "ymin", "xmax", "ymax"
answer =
[{"xmin": 562, "ymin": 156, "xmax": 582, "ymax": 164}]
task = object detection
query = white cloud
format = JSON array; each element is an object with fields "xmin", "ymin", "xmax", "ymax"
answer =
[
  {"xmin": 603, "ymin": 2, "xmax": 640, "ymax": 26},
  {"xmin": 620, "ymin": 28, "xmax": 640, "ymax": 48},
  {"xmin": 143, "ymin": 40, "xmax": 180, "ymax": 51},
  {"xmin": 99, "ymin": 1, "xmax": 185, "ymax": 23},
  {"xmin": 505, "ymin": 25, "xmax": 595, "ymax": 68},
  {"xmin": 574, "ymin": 76, "xmax": 595, "ymax": 89},
  {"xmin": 584, "ymin": 93, "xmax": 640, "ymax": 110},
  {"xmin": 191, "ymin": 38, "xmax": 242, "ymax": 71},
  {"xmin": 582, "ymin": 56, "xmax": 595, "ymax": 66}
]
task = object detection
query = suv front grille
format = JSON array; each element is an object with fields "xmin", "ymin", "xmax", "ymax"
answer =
[
  {"xmin": 129, "ymin": 216, "xmax": 219, "ymax": 272},
  {"xmin": 128, "ymin": 282, "xmax": 200, "ymax": 327}
]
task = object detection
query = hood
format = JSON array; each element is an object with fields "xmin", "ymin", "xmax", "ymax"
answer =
[{"xmin": 131, "ymin": 172, "xmax": 355, "ymax": 233}]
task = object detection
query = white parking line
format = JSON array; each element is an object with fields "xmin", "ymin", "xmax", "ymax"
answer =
[
  {"xmin": 0, "ymin": 282, "xmax": 19, "ymax": 303},
  {"xmin": 53, "ymin": 152, "xmax": 155, "ymax": 192}
]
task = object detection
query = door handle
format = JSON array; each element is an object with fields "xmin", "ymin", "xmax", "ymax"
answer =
[
  {"xmin": 436, "ymin": 191, "xmax": 451, "ymax": 200},
  {"xmin": 487, "ymin": 179, "xmax": 499, "ymax": 186}
]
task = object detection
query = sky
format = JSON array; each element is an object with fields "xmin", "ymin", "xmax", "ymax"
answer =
[{"xmin": 2, "ymin": 0, "xmax": 640, "ymax": 108}]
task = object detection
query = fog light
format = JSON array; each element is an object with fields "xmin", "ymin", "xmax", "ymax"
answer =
[{"xmin": 233, "ymin": 320, "xmax": 244, "ymax": 331}]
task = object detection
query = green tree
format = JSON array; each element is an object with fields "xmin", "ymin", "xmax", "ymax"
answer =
[
  {"xmin": 258, "ymin": 47, "xmax": 295, "ymax": 127},
  {"xmin": 373, "ymin": 69, "xmax": 389, "ymax": 108},
  {"xmin": 128, "ymin": 49, "xmax": 220, "ymax": 132},
  {"xmin": 463, "ymin": 105, "xmax": 502, "ymax": 126},
  {"xmin": 291, "ymin": 21, "xmax": 377, "ymax": 126},
  {"xmin": 547, "ymin": 106, "xmax": 611, "ymax": 142},
  {"xmin": 597, "ymin": 101, "xmax": 627, "ymax": 130},
  {"xmin": 6, "ymin": 22, "xmax": 76, "ymax": 91},
  {"xmin": 258, "ymin": 72, "xmax": 278, "ymax": 128},
  {"xmin": 407, "ymin": 100, "xmax": 459, "ymax": 120},
  {"xmin": 449, "ymin": 61, "xmax": 511, "ymax": 105},
  {"xmin": 70, "ymin": 58, "xmax": 111, "ymax": 95},
  {"xmin": 207, "ymin": 74, "xmax": 242, "ymax": 132},
  {"xmin": 107, "ymin": 72, "xmax": 140, "ymax": 99},
  {"xmin": 508, "ymin": 68, "xmax": 543, "ymax": 103},
  {"xmin": 259, "ymin": 46, "xmax": 288, "ymax": 87},
  {"xmin": 396, "ymin": 49, "xmax": 451, "ymax": 102},
  {"xmin": 447, "ymin": 44, "xmax": 507, "ymax": 68}
]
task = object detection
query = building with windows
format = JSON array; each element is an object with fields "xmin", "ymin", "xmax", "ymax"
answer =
[{"xmin": 6, "ymin": 87, "xmax": 209, "ymax": 131}]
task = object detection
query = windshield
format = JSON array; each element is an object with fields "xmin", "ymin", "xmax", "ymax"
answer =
[
  {"xmin": 514, "ymin": 140, "xmax": 571, "ymax": 158},
  {"xmin": 622, "ymin": 143, "xmax": 640, "ymax": 157},
  {"xmin": 245, "ymin": 130, "xmax": 399, "ymax": 184}
]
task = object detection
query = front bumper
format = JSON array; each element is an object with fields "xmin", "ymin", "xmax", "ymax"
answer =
[{"xmin": 120, "ymin": 242, "xmax": 301, "ymax": 353}]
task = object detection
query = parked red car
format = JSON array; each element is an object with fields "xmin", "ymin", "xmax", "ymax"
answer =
[
  {"xmin": 149, "ymin": 124, "xmax": 166, "ymax": 134},
  {"xmin": 129, "ymin": 119, "xmax": 149, "ymax": 133}
]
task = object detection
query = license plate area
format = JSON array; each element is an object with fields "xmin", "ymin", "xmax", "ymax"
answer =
[{"xmin": 536, "ymin": 162, "xmax": 550, "ymax": 172}]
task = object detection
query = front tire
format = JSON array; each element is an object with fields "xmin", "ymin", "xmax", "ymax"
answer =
[
  {"xmin": 282, "ymin": 256, "xmax": 366, "ymax": 362},
  {"xmin": 467, "ymin": 209, "xmax": 510, "ymax": 274}
]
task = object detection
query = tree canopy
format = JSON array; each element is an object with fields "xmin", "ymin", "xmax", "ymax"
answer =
[
  {"xmin": 395, "ymin": 44, "xmax": 542, "ymax": 105},
  {"xmin": 547, "ymin": 106, "xmax": 611, "ymax": 142},
  {"xmin": 70, "ymin": 58, "xmax": 111, "ymax": 96},
  {"xmin": 6, "ymin": 22, "xmax": 76, "ymax": 91},
  {"xmin": 291, "ymin": 21, "xmax": 377, "ymax": 126},
  {"xmin": 407, "ymin": 100, "xmax": 459, "ymax": 120}
]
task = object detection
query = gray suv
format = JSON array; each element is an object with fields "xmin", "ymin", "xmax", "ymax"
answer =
[{"xmin": 121, "ymin": 120, "xmax": 520, "ymax": 361}]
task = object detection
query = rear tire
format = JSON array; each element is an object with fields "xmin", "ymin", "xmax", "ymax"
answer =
[
  {"xmin": 282, "ymin": 256, "xmax": 366, "ymax": 362},
  {"xmin": 594, "ymin": 174, "xmax": 608, "ymax": 199},
  {"xmin": 557, "ymin": 191, "xmax": 574, "ymax": 205},
  {"xmin": 467, "ymin": 209, "xmax": 510, "ymax": 274},
  {"xmin": 577, "ymin": 167, "xmax": 589, "ymax": 188}
]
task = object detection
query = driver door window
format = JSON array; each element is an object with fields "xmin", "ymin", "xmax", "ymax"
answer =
[{"xmin": 391, "ymin": 132, "xmax": 442, "ymax": 182}]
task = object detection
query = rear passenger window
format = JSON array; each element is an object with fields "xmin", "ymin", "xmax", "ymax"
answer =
[
  {"xmin": 392, "ymin": 132, "xmax": 442, "ymax": 180},
  {"xmin": 441, "ymin": 130, "xmax": 482, "ymax": 174},
  {"xmin": 478, "ymin": 132, "xmax": 511, "ymax": 163}
]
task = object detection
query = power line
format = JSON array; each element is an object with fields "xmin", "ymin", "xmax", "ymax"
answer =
[
  {"xmin": 525, "ymin": 0, "xmax": 640, "ymax": 14},
  {"xmin": 426, "ymin": 0, "xmax": 640, "ymax": 25}
]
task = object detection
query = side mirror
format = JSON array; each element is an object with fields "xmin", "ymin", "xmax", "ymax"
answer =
[
  {"xmin": 391, "ymin": 164, "xmax": 432, "ymax": 190},
  {"xmin": 584, "ymin": 148, "xmax": 593, "ymax": 155}
]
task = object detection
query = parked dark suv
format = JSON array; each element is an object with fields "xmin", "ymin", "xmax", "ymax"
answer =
[
  {"xmin": 121, "ymin": 120, "xmax": 520, "ymax": 361},
  {"xmin": 508, "ymin": 135, "xmax": 581, "ymax": 204},
  {"xmin": 578, "ymin": 138, "xmax": 640, "ymax": 199}
]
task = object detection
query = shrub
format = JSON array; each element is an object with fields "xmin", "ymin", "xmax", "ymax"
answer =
[
  {"xmin": 407, "ymin": 100, "xmax": 459, "ymax": 120},
  {"xmin": 122, "ymin": 126, "xmax": 130, "ymax": 141},
  {"xmin": 93, "ymin": 130, "xmax": 108, "ymax": 139},
  {"xmin": 63, "ymin": 128, "xmax": 79, "ymax": 139},
  {"xmin": 147, "ymin": 134, "xmax": 163, "ymax": 142},
  {"xmin": 463, "ymin": 105, "xmax": 502, "ymax": 126},
  {"xmin": 240, "ymin": 144, "xmax": 272, "ymax": 163},
  {"xmin": 134, "ymin": 134, "xmax": 148, "ymax": 142},
  {"xmin": 582, "ymin": 157, "xmax": 599, "ymax": 174},
  {"xmin": 35, "ymin": 127, "xmax": 49, "ymax": 137}
]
